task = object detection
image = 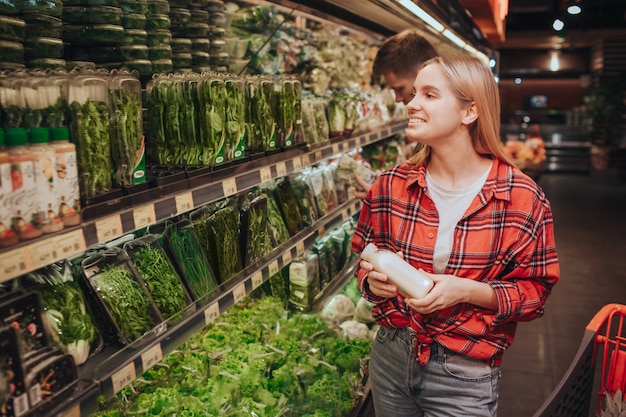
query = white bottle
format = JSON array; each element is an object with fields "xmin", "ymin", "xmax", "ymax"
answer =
[{"xmin": 361, "ymin": 243, "xmax": 434, "ymax": 299}]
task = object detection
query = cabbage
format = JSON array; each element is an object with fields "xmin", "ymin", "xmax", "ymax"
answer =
[
  {"xmin": 353, "ymin": 298, "xmax": 375, "ymax": 324},
  {"xmin": 320, "ymin": 294, "xmax": 355, "ymax": 325},
  {"xmin": 339, "ymin": 320, "xmax": 370, "ymax": 340}
]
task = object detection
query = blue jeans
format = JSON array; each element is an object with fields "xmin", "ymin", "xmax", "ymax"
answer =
[{"xmin": 369, "ymin": 327, "xmax": 501, "ymax": 417}]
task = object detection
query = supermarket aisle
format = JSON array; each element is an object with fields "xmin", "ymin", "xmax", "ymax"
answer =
[{"xmin": 497, "ymin": 172, "xmax": 626, "ymax": 417}]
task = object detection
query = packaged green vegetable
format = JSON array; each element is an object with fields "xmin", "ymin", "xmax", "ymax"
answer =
[
  {"xmin": 288, "ymin": 252, "xmax": 320, "ymax": 311},
  {"xmin": 197, "ymin": 77, "xmax": 226, "ymax": 166},
  {"xmin": 163, "ymin": 219, "xmax": 218, "ymax": 303},
  {"xmin": 22, "ymin": 260, "xmax": 100, "ymax": 365},
  {"xmin": 224, "ymin": 78, "xmax": 246, "ymax": 161},
  {"xmin": 239, "ymin": 193, "xmax": 272, "ymax": 267},
  {"xmin": 262, "ymin": 188, "xmax": 290, "ymax": 246},
  {"xmin": 271, "ymin": 176, "xmax": 304, "ymax": 236},
  {"xmin": 205, "ymin": 200, "xmax": 243, "ymax": 284},
  {"xmin": 81, "ymin": 247, "xmax": 162, "ymax": 345},
  {"xmin": 124, "ymin": 234, "xmax": 193, "ymax": 323}
]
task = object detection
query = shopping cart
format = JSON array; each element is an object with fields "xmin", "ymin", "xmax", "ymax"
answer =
[{"xmin": 533, "ymin": 303, "xmax": 626, "ymax": 417}]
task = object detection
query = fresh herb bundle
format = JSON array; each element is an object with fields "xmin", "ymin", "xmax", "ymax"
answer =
[
  {"xmin": 110, "ymin": 83, "xmax": 144, "ymax": 187},
  {"xmin": 197, "ymin": 78, "xmax": 226, "ymax": 166},
  {"xmin": 206, "ymin": 204, "xmax": 242, "ymax": 284},
  {"xmin": 239, "ymin": 194, "xmax": 272, "ymax": 267}
]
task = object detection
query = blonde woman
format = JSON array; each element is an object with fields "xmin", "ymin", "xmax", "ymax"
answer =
[{"xmin": 352, "ymin": 55, "xmax": 560, "ymax": 416}]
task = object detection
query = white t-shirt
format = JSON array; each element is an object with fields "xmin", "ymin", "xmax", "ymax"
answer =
[{"xmin": 425, "ymin": 164, "xmax": 491, "ymax": 273}]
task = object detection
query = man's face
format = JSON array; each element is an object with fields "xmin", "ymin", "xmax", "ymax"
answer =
[{"xmin": 384, "ymin": 70, "xmax": 417, "ymax": 105}]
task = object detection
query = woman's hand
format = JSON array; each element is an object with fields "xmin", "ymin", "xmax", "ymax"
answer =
[
  {"xmin": 351, "ymin": 172, "xmax": 378, "ymax": 200},
  {"xmin": 359, "ymin": 259, "xmax": 399, "ymax": 298},
  {"xmin": 405, "ymin": 271, "xmax": 498, "ymax": 314}
]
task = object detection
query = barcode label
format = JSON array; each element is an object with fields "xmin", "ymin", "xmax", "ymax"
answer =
[
  {"xmin": 28, "ymin": 383, "xmax": 42, "ymax": 407},
  {"xmin": 12, "ymin": 393, "xmax": 29, "ymax": 417}
]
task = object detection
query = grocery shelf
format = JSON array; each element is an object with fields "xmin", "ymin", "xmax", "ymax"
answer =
[
  {"xmin": 50, "ymin": 198, "xmax": 363, "ymax": 417},
  {"xmin": 0, "ymin": 121, "xmax": 405, "ymax": 284}
]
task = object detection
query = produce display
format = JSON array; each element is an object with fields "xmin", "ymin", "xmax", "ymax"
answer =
[{"xmin": 90, "ymin": 296, "xmax": 372, "ymax": 417}]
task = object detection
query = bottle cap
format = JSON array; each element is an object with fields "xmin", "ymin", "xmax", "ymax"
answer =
[
  {"xmin": 28, "ymin": 127, "xmax": 50, "ymax": 144},
  {"xmin": 361, "ymin": 243, "xmax": 378, "ymax": 260},
  {"xmin": 5, "ymin": 128, "xmax": 28, "ymax": 147},
  {"xmin": 50, "ymin": 127, "xmax": 70, "ymax": 141}
]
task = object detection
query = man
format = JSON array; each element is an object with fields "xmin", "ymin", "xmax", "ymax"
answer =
[{"xmin": 354, "ymin": 30, "xmax": 439, "ymax": 198}]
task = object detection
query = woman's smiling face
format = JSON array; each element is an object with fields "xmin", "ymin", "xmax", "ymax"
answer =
[{"xmin": 405, "ymin": 63, "xmax": 467, "ymax": 146}]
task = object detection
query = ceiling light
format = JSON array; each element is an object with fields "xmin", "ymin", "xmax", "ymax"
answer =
[
  {"xmin": 567, "ymin": 1, "xmax": 582, "ymax": 15},
  {"xmin": 552, "ymin": 18, "xmax": 565, "ymax": 31},
  {"xmin": 397, "ymin": 0, "xmax": 445, "ymax": 32}
]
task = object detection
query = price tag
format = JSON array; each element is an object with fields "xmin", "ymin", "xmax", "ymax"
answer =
[
  {"xmin": 251, "ymin": 270, "xmax": 263, "ymax": 290},
  {"xmin": 204, "ymin": 302, "xmax": 220, "ymax": 325},
  {"xmin": 332, "ymin": 143, "xmax": 340, "ymax": 155},
  {"xmin": 275, "ymin": 161, "xmax": 287, "ymax": 177},
  {"xmin": 133, "ymin": 205, "xmax": 156, "ymax": 230},
  {"xmin": 296, "ymin": 240, "xmax": 305, "ymax": 257},
  {"xmin": 268, "ymin": 259, "xmax": 279, "ymax": 277},
  {"xmin": 222, "ymin": 177, "xmax": 238, "ymax": 196},
  {"xmin": 111, "ymin": 362, "xmax": 136, "ymax": 394},
  {"xmin": 57, "ymin": 404, "xmax": 80, "ymax": 417},
  {"xmin": 0, "ymin": 248, "xmax": 29, "ymax": 282},
  {"xmin": 341, "ymin": 210, "xmax": 349, "ymax": 222},
  {"xmin": 12, "ymin": 393, "xmax": 29, "ymax": 417},
  {"xmin": 314, "ymin": 150, "xmax": 322, "ymax": 162},
  {"xmin": 282, "ymin": 250, "xmax": 292, "ymax": 266},
  {"xmin": 29, "ymin": 238, "xmax": 58, "ymax": 270},
  {"xmin": 55, "ymin": 231, "xmax": 85, "ymax": 259},
  {"xmin": 175, "ymin": 192, "xmax": 194, "ymax": 214},
  {"xmin": 293, "ymin": 156, "xmax": 303, "ymax": 171},
  {"xmin": 141, "ymin": 343, "xmax": 163, "ymax": 371},
  {"xmin": 317, "ymin": 225, "xmax": 326, "ymax": 238},
  {"xmin": 259, "ymin": 166, "xmax": 272, "ymax": 183},
  {"xmin": 28, "ymin": 383, "xmax": 41, "ymax": 407},
  {"xmin": 95, "ymin": 215, "xmax": 122, "ymax": 243},
  {"xmin": 232, "ymin": 282, "xmax": 246, "ymax": 304}
]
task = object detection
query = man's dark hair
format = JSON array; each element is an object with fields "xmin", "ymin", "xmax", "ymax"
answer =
[{"xmin": 372, "ymin": 30, "xmax": 438, "ymax": 80}]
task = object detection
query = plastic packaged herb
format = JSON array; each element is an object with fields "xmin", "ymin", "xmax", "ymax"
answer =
[
  {"xmin": 63, "ymin": 0, "xmax": 121, "ymax": 6},
  {"xmin": 171, "ymin": 37, "xmax": 191, "ymax": 54},
  {"xmin": 311, "ymin": 237, "xmax": 331, "ymax": 287},
  {"xmin": 67, "ymin": 73, "xmax": 113, "ymax": 198},
  {"xmin": 0, "ymin": 15, "xmax": 25, "ymax": 43},
  {"xmin": 123, "ymin": 28, "xmax": 148, "ymax": 45},
  {"xmin": 81, "ymin": 247, "xmax": 162, "ymax": 345},
  {"xmin": 21, "ymin": 259, "xmax": 100, "ymax": 366},
  {"xmin": 271, "ymin": 176, "xmax": 304, "ymax": 236},
  {"xmin": 288, "ymin": 252, "xmax": 320, "ymax": 311},
  {"xmin": 63, "ymin": 24, "xmax": 125, "ymax": 45},
  {"xmin": 146, "ymin": 0, "xmax": 169, "ymax": 15},
  {"xmin": 262, "ymin": 188, "xmax": 290, "ymax": 246},
  {"xmin": 205, "ymin": 200, "xmax": 243, "ymax": 284},
  {"xmin": 146, "ymin": 29, "xmax": 171, "ymax": 46},
  {"xmin": 22, "ymin": 13, "xmax": 62, "ymax": 38},
  {"xmin": 239, "ymin": 193, "xmax": 272, "ymax": 267},
  {"xmin": 197, "ymin": 77, "xmax": 226, "ymax": 166},
  {"xmin": 0, "ymin": 39, "xmax": 24, "ymax": 64},
  {"xmin": 122, "ymin": 12, "xmax": 147, "ymax": 30},
  {"xmin": 224, "ymin": 78, "xmax": 246, "ymax": 161},
  {"xmin": 109, "ymin": 69, "xmax": 146, "ymax": 187},
  {"xmin": 120, "ymin": 0, "xmax": 147, "ymax": 14},
  {"xmin": 124, "ymin": 234, "xmax": 193, "ymax": 322},
  {"xmin": 146, "ymin": 13, "xmax": 170, "ymax": 30},
  {"xmin": 163, "ymin": 219, "xmax": 218, "ymax": 303},
  {"xmin": 21, "ymin": 0, "xmax": 62, "ymax": 17},
  {"xmin": 24, "ymin": 37, "xmax": 63, "ymax": 59},
  {"xmin": 289, "ymin": 171, "xmax": 319, "ymax": 228},
  {"xmin": 62, "ymin": 6, "xmax": 123, "ymax": 25}
]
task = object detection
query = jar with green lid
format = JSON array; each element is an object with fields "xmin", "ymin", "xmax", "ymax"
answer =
[
  {"xmin": 0, "ymin": 40, "xmax": 24, "ymax": 64},
  {"xmin": 49, "ymin": 127, "xmax": 81, "ymax": 226},
  {"xmin": 0, "ymin": 16, "xmax": 25, "ymax": 43},
  {"xmin": 0, "ymin": 129, "xmax": 18, "ymax": 247},
  {"xmin": 6, "ymin": 127, "xmax": 42, "ymax": 240},
  {"xmin": 148, "ymin": 44, "xmax": 171, "ymax": 60},
  {"xmin": 22, "ymin": 13, "xmax": 61, "ymax": 38},
  {"xmin": 170, "ymin": 37, "xmax": 191, "ymax": 54},
  {"xmin": 21, "ymin": 0, "xmax": 62, "ymax": 17},
  {"xmin": 123, "ymin": 28, "xmax": 148, "ymax": 45},
  {"xmin": 146, "ymin": 13, "xmax": 170, "ymax": 30},
  {"xmin": 146, "ymin": 0, "xmax": 169, "ymax": 15},
  {"xmin": 122, "ymin": 13, "xmax": 147, "ymax": 30},
  {"xmin": 146, "ymin": 29, "xmax": 171, "ymax": 46},
  {"xmin": 29, "ymin": 127, "xmax": 63, "ymax": 234},
  {"xmin": 24, "ymin": 37, "xmax": 64, "ymax": 59},
  {"xmin": 120, "ymin": 0, "xmax": 147, "ymax": 14},
  {"xmin": 62, "ymin": 6, "xmax": 123, "ymax": 25}
]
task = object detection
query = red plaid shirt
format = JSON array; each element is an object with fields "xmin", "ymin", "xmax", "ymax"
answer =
[{"xmin": 352, "ymin": 158, "xmax": 560, "ymax": 366}]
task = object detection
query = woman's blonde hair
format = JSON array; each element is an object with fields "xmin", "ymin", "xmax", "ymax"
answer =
[{"xmin": 407, "ymin": 55, "xmax": 513, "ymax": 166}]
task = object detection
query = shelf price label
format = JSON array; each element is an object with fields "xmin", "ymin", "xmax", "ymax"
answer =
[
  {"xmin": 293, "ymin": 156, "xmax": 303, "ymax": 171},
  {"xmin": 332, "ymin": 143, "xmax": 340, "ymax": 155},
  {"xmin": 175, "ymin": 192, "xmax": 194, "ymax": 214},
  {"xmin": 95, "ymin": 215, "xmax": 122, "ymax": 243},
  {"xmin": 0, "ymin": 248, "xmax": 28, "ymax": 282},
  {"xmin": 268, "ymin": 259, "xmax": 279, "ymax": 277},
  {"xmin": 29, "ymin": 237, "xmax": 58, "ymax": 270},
  {"xmin": 133, "ymin": 205, "xmax": 156, "ymax": 230},
  {"xmin": 141, "ymin": 343, "xmax": 163, "ymax": 372},
  {"xmin": 296, "ymin": 240, "xmax": 305, "ymax": 257},
  {"xmin": 259, "ymin": 166, "xmax": 272, "ymax": 183},
  {"xmin": 232, "ymin": 282, "xmax": 246, "ymax": 304},
  {"xmin": 57, "ymin": 404, "xmax": 80, "ymax": 417},
  {"xmin": 55, "ymin": 230, "xmax": 86, "ymax": 259},
  {"xmin": 222, "ymin": 177, "xmax": 238, "ymax": 196},
  {"xmin": 111, "ymin": 362, "xmax": 136, "ymax": 395},
  {"xmin": 314, "ymin": 150, "xmax": 322, "ymax": 162},
  {"xmin": 251, "ymin": 270, "xmax": 263, "ymax": 290},
  {"xmin": 275, "ymin": 161, "xmax": 287, "ymax": 177},
  {"xmin": 282, "ymin": 250, "xmax": 292, "ymax": 267},
  {"xmin": 204, "ymin": 302, "xmax": 220, "ymax": 325}
]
